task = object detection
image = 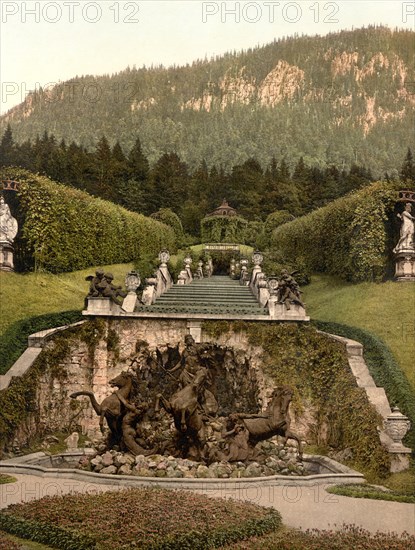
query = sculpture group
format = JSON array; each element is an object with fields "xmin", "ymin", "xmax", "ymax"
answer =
[{"xmin": 71, "ymin": 335, "xmax": 303, "ymax": 465}]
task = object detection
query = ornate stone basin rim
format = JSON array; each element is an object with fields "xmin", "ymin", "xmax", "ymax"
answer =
[{"xmin": 0, "ymin": 451, "xmax": 365, "ymax": 487}]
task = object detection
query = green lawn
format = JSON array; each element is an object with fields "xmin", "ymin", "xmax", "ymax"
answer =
[
  {"xmin": 0, "ymin": 267, "xmax": 413, "ymax": 390},
  {"xmin": 0, "ymin": 263, "xmax": 133, "ymax": 336},
  {"xmin": 303, "ymin": 275, "xmax": 415, "ymax": 389}
]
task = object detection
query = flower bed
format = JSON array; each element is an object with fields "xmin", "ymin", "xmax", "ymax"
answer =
[
  {"xmin": 0, "ymin": 488, "xmax": 281, "ymax": 550},
  {"xmin": 230, "ymin": 524, "xmax": 415, "ymax": 550}
]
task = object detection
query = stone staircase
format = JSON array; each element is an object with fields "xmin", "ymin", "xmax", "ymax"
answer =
[{"xmin": 137, "ymin": 276, "xmax": 267, "ymax": 316}]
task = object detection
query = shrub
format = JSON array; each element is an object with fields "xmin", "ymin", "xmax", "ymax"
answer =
[
  {"xmin": 0, "ymin": 167, "xmax": 176, "ymax": 273},
  {"xmin": 265, "ymin": 209, "xmax": 295, "ymax": 237},
  {"xmin": 150, "ymin": 208, "xmax": 184, "ymax": 244},
  {"xmin": 272, "ymin": 182, "xmax": 398, "ymax": 282}
]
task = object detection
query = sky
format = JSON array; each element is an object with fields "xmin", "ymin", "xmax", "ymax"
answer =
[{"xmin": 0, "ymin": 0, "xmax": 414, "ymax": 113}]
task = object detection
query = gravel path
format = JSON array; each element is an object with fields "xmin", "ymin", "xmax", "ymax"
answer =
[{"xmin": 1, "ymin": 474, "xmax": 414, "ymax": 536}]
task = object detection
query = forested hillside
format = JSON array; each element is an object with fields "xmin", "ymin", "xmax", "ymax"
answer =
[{"xmin": 1, "ymin": 27, "xmax": 414, "ymax": 175}]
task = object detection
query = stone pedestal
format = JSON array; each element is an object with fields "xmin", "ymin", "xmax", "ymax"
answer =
[
  {"xmin": 142, "ymin": 283, "xmax": 156, "ymax": 305},
  {"xmin": 85, "ymin": 297, "xmax": 121, "ymax": 315},
  {"xmin": 122, "ymin": 293, "xmax": 138, "ymax": 313},
  {"xmin": 0, "ymin": 240, "xmax": 14, "ymax": 271},
  {"xmin": 187, "ymin": 321, "xmax": 202, "ymax": 343},
  {"xmin": 268, "ymin": 298, "xmax": 310, "ymax": 321},
  {"xmin": 394, "ymin": 249, "xmax": 415, "ymax": 281}
]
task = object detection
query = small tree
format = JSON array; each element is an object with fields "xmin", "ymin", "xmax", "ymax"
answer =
[{"xmin": 400, "ymin": 147, "xmax": 415, "ymax": 185}]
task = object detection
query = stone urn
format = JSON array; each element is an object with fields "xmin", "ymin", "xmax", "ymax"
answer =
[
  {"xmin": 158, "ymin": 249, "xmax": 170, "ymax": 267},
  {"xmin": 385, "ymin": 407, "xmax": 411, "ymax": 447}
]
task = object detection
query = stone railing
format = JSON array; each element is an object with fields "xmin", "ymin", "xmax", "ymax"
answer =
[
  {"xmin": 231, "ymin": 252, "xmax": 309, "ymax": 321},
  {"xmin": 141, "ymin": 249, "xmax": 173, "ymax": 305},
  {"xmin": 178, "ymin": 256, "xmax": 213, "ymax": 285},
  {"xmin": 321, "ymin": 331, "xmax": 412, "ymax": 473}
]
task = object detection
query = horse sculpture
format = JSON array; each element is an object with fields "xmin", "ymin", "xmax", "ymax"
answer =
[
  {"xmin": 70, "ymin": 371, "xmax": 134, "ymax": 446},
  {"xmin": 155, "ymin": 367, "xmax": 208, "ymax": 459},
  {"xmin": 230, "ymin": 385, "xmax": 303, "ymax": 457}
]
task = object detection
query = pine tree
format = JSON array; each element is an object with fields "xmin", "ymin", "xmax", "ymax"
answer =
[
  {"xmin": 400, "ymin": 148, "xmax": 415, "ymax": 185},
  {"xmin": 0, "ymin": 124, "xmax": 16, "ymax": 167}
]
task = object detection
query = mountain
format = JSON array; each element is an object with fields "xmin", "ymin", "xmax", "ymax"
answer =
[{"xmin": 1, "ymin": 26, "xmax": 414, "ymax": 175}]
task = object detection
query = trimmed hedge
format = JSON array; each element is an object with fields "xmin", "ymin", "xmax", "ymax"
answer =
[
  {"xmin": 272, "ymin": 182, "xmax": 398, "ymax": 282},
  {"xmin": 314, "ymin": 320, "xmax": 415, "ymax": 450},
  {"xmin": 201, "ymin": 215, "xmax": 248, "ymax": 244},
  {"xmin": 0, "ymin": 310, "xmax": 83, "ymax": 375},
  {"xmin": 0, "ymin": 167, "xmax": 176, "ymax": 273}
]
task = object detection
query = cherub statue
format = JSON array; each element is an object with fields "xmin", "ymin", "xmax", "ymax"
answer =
[{"xmin": 277, "ymin": 269, "xmax": 305, "ymax": 310}]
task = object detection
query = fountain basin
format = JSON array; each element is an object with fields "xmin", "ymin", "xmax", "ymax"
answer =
[{"xmin": 0, "ymin": 451, "xmax": 365, "ymax": 488}]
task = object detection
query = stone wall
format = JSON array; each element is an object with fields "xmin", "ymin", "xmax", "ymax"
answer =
[{"xmin": 34, "ymin": 319, "xmax": 314, "ymax": 442}]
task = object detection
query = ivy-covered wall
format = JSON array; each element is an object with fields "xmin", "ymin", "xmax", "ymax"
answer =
[
  {"xmin": 1, "ymin": 168, "xmax": 176, "ymax": 273},
  {"xmin": 0, "ymin": 318, "xmax": 391, "ymax": 477},
  {"xmin": 201, "ymin": 215, "xmax": 248, "ymax": 244},
  {"xmin": 203, "ymin": 321, "xmax": 390, "ymax": 477},
  {"xmin": 272, "ymin": 182, "xmax": 398, "ymax": 282}
]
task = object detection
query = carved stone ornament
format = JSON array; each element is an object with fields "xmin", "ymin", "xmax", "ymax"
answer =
[
  {"xmin": 125, "ymin": 270, "xmax": 141, "ymax": 293},
  {"xmin": 184, "ymin": 256, "xmax": 192, "ymax": 267},
  {"xmin": 257, "ymin": 273, "xmax": 268, "ymax": 288},
  {"xmin": 385, "ymin": 407, "xmax": 411, "ymax": 444},
  {"xmin": 267, "ymin": 277, "xmax": 279, "ymax": 295},
  {"xmin": 252, "ymin": 251, "xmax": 263, "ymax": 266},
  {"xmin": 158, "ymin": 249, "xmax": 170, "ymax": 265}
]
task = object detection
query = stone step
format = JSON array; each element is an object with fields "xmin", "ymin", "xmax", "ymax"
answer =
[
  {"xmin": 157, "ymin": 295, "xmax": 258, "ymax": 302},
  {"xmin": 137, "ymin": 305, "xmax": 267, "ymax": 315},
  {"xmin": 155, "ymin": 300, "xmax": 262, "ymax": 310}
]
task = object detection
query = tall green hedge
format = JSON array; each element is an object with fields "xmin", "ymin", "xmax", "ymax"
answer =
[
  {"xmin": 272, "ymin": 182, "xmax": 398, "ymax": 282},
  {"xmin": 1, "ymin": 168, "xmax": 176, "ymax": 273},
  {"xmin": 201, "ymin": 215, "xmax": 248, "ymax": 244}
]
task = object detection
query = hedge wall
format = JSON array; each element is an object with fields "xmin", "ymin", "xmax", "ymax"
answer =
[
  {"xmin": 272, "ymin": 182, "xmax": 398, "ymax": 282},
  {"xmin": 1, "ymin": 168, "xmax": 176, "ymax": 273},
  {"xmin": 201, "ymin": 215, "xmax": 248, "ymax": 244}
]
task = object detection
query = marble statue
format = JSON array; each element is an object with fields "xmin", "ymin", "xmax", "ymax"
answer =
[
  {"xmin": 0, "ymin": 196, "xmax": 18, "ymax": 243},
  {"xmin": 394, "ymin": 203, "xmax": 415, "ymax": 252}
]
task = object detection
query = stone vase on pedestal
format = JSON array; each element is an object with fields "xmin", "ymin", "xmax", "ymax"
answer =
[{"xmin": 384, "ymin": 407, "xmax": 412, "ymax": 473}]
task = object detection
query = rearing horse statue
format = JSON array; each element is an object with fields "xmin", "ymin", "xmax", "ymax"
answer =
[
  {"xmin": 70, "ymin": 371, "xmax": 134, "ymax": 445},
  {"xmin": 230, "ymin": 385, "xmax": 303, "ymax": 457},
  {"xmin": 155, "ymin": 367, "xmax": 208, "ymax": 459}
]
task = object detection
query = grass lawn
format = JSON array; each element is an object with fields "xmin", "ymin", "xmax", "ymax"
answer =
[
  {"xmin": 303, "ymin": 275, "xmax": 415, "ymax": 390},
  {"xmin": 0, "ymin": 263, "xmax": 133, "ymax": 337}
]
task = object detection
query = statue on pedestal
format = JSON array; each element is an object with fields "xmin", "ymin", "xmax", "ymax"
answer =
[
  {"xmin": 393, "ymin": 201, "xmax": 415, "ymax": 282},
  {"xmin": 393, "ymin": 203, "xmax": 414, "ymax": 253},
  {"xmin": 0, "ymin": 196, "xmax": 18, "ymax": 243},
  {"xmin": 0, "ymin": 196, "xmax": 18, "ymax": 271}
]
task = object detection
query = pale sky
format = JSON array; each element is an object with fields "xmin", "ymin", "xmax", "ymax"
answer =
[{"xmin": 1, "ymin": 1, "xmax": 414, "ymax": 113}]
